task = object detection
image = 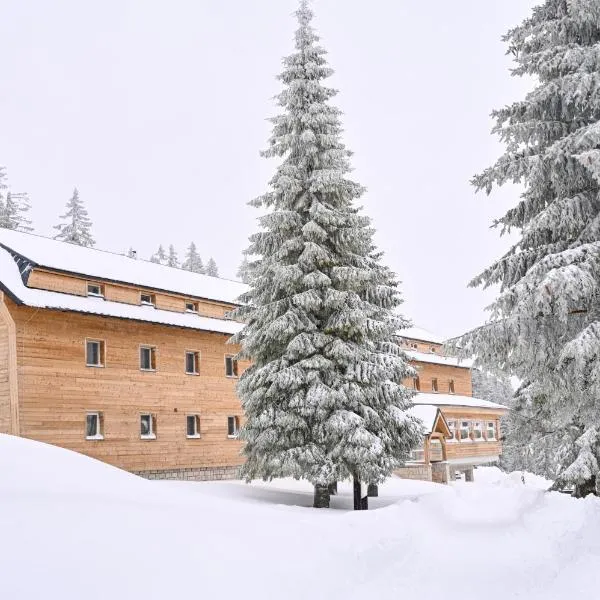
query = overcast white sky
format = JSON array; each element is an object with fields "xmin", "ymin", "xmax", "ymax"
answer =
[{"xmin": 0, "ymin": 0, "xmax": 540, "ymax": 338}]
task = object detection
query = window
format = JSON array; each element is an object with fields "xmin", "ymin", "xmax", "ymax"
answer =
[
  {"xmin": 185, "ymin": 301, "xmax": 199, "ymax": 313},
  {"xmin": 460, "ymin": 421, "xmax": 470, "ymax": 441},
  {"xmin": 449, "ymin": 379, "xmax": 455, "ymax": 394},
  {"xmin": 87, "ymin": 282, "xmax": 104, "ymax": 298},
  {"xmin": 411, "ymin": 343, "xmax": 418, "ymax": 350},
  {"xmin": 140, "ymin": 414, "xmax": 156, "ymax": 439},
  {"xmin": 86, "ymin": 412, "xmax": 103, "ymax": 439},
  {"xmin": 86, "ymin": 340, "xmax": 105, "ymax": 367},
  {"xmin": 187, "ymin": 415, "xmax": 200, "ymax": 438},
  {"xmin": 487, "ymin": 421, "xmax": 496, "ymax": 440},
  {"xmin": 413, "ymin": 376, "xmax": 421, "ymax": 391},
  {"xmin": 185, "ymin": 351, "xmax": 200, "ymax": 375},
  {"xmin": 225, "ymin": 355, "xmax": 239, "ymax": 378},
  {"xmin": 447, "ymin": 420, "xmax": 457, "ymax": 442},
  {"xmin": 430, "ymin": 346, "xmax": 437, "ymax": 353},
  {"xmin": 431, "ymin": 378, "xmax": 438, "ymax": 393},
  {"xmin": 140, "ymin": 346, "xmax": 157, "ymax": 371},
  {"xmin": 140, "ymin": 293, "xmax": 156, "ymax": 307},
  {"xmin": 227, "ymin": 416, "xmax": 240, "ymax": 438},
  {"xmin": 473, "ymin": 421, "xmax": 483, "ymax": 440}
]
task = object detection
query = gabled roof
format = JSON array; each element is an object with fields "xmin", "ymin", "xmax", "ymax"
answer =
[
  {"xmin": 0, "ymin": 229, "xmax": 247, "ymax": 305},
  {"xmin": 0, "ymin": 245, "xmax": 243, "ymax": 336},
  {"xmin": 399, "ymin": 326, "xmax": 444, "ymax": 345},
  {"xmin": 412, "ymin": 392, "xmax": 508, "ymax": 411}
]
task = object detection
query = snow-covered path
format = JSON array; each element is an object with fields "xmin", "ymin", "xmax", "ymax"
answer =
[{"xmin": 0, "ymin": 434, "xmax": 598, "ymax": 599}]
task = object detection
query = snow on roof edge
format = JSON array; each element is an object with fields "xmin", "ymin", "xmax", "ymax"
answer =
[
  {"xmin": 412, "ymin": 392, "xmax": 508, "ymax": 411},
  {"xmin": 0, "ymin": 229, "xmax": 248, "ymax": 306}
]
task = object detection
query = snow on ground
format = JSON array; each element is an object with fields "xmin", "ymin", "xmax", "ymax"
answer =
[{"xmin": 1, "ymin": 434, "xmax": 599, "ymax": 600}]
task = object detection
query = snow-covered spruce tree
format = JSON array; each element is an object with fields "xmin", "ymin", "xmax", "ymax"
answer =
[
  {"xmin": 237, "ymin": 256, "xmax": 252, "ymax": 283},
  {"xmin": 182, "ymin": 242, "xmax": 205, "ymax": 273},
  {"xmin": 127, "ymin": 247, "xmax": 137, "ymax": 259},
  {"xmin": 167, "ymin": 244, "xmax": 179, "ymax": 268},
  {"xmin": 205, "ymin": 257, "xmax": 219, "ymax": 277},
  {"xmin": 150, "ymin": 244, "xmax": 167, "ymax": 264},
  {"xmin": 231, "ymin": 0, "xmax": 421, "ymax": 508},
  {"xmin": 54, "ymin": 188, "xmax": 95, "ymax": 247},
  {"xmin": 0, "ymin": 167, "xmax": 8, "ymax": 228},
  {"xmin": 3, "ymin": 192, "xmax": 34, "ymax": 232},
  {"xmin": 459, "ymin": 0, "xmax": 600, "ymax": 496}
]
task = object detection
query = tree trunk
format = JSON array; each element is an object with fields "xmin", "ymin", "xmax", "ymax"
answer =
[
  {"xmin": 328, "ymin": 482, "xmax": 338, "ymax": 496},
  {"xmin": 353, "ymin": 476, "xmax": 361, "ymax": 511},
  {"xmin": 313, "ymin": 484, "xmax": 330, "ymax": 508},
  {"xmin": 367, "ymin": 483, "xmax": 378, "ymax": 497},
  {"xmin": 361, "ymin": 495, "xmax": 369, "ymax": 510}
]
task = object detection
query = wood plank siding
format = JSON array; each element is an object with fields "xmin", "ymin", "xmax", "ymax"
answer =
[{"xmin": 7, "ymin": 299, "xmax": 247, "ymax": 472}]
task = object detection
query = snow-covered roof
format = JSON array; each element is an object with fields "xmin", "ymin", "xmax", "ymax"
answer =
[
  {"xmin": 406, "ymin": 349, "xmax": 473, "ymax": 369},
  {"xmin": 0, "ymin": 245, "xmax": 243, "ymax": 336},
  {"xmin": 407, "ymin": 405, "xmax": 440, "ymax": 434},
  {"xmin": 412, "ymin": 392, "xmax": 508, "ymax": 411},
  {"xmin": 0, "ymin": 229, "xmax": 247, "ymax": 305},
  {"xmin": 399, "ymin": 327, "xmax": 444, "ymax": 345}
]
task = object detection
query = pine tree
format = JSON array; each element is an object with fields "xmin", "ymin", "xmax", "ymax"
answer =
[
  {"xmin": 459, "ymin": 0, "xmax": 600, "ymax": 496},
  {"xmin": 127, "ymin": 247, "xmax": 137, "ymax": 259},
  {"xmin": 232, "ymin": 0, "xmax": 421, "ymax": 508},
  {"xmin": 0, "ymin": 167, "xmax": 7, "ymax": 228},
  {"xmin": 167, "ymin": 244, "xmax": 179, "ymax": 268},
  {"xmin": 237, "ymin": 257, "xmax": 252, "ymax": 283},
  {"xmin": 182, "ymin": 242, "xmax": 205, "ymax": 274},
  {"xmin": 150, "ymin": 244, "xmax": 167, "ymax": 265},
  {"xmin": 54, "ymin": 188, "xmax": 95, "ymax": 247},
  {"xmin": 205, "ymin": 257, "xmax": 219, "ymax": 277},
  {"xmin": 4, "ymin": 192, "xmax": 33, "ymax": 232}
]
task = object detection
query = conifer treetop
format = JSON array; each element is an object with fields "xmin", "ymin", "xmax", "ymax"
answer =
[{"xmin": 54, "ymin": 188, "xmax": 95, "ymax": 248}]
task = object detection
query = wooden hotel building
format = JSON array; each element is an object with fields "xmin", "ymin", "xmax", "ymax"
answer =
[{"xmin": 0, "ymin": 230, "xmax": 507, "ymax": 483}]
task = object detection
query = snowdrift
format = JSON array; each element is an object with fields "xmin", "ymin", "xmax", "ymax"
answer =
[{"xmin": 0, "ymin": 434, "xmax": 598, "ymax": 600}]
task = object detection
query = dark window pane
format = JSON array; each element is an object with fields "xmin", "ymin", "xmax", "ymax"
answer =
[
  {"xmin": 187, "ymin": 416, "xmax": 196, "ymax": 436},
  {"xmin": 86, "ymin": 414, "xmax": 98, "ymax": 437},
  {"xmin": 225, "ymin": 357, "xmax": 232, "ymax": 376},
  {"xmin": 141, "ymin": 415, "xmax": 151, "ymax": 436},
  {"xmin": 87, "ymin": 342, "xmax": 99, "ymax": 365},
  {"xmin": 141, "ymin": 348, "xmax": 151, "ymax": 370},
  {"xmin": 227, "ymin": 416, "xmax": 234, "ymax": 436},
  {"xmin": 186, "ymin": 353, "xmax": 195, "ymax": 373}
]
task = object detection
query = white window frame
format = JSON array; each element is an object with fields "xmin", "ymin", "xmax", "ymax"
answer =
[
  {"xmin": 413, "ymin": 377, "xmax": 420, "ymax": 391},
  {"xmin": 185, "ymin": 351, "xmax": 200, "ymax": 375},
  {"xmin": 487, "ymin": 421, "xmax": 497, "ymax": 441},
  {"xmin": 227, "ymin": 416, "xmax": 240, "ymax": 438},
  {"xmin": 460, "ymin": 421, "xmax": 471, "ymax": 442},
  {"xmin": 86, "ymin": 339, "xmax": 105, "ymax": 368},
  {"xmin": 186, "ymin": 414, "xmax": 201, "ymax": 439},
  {"xmin": 87, "ymin": 282, "xmax": 104, "ymax": 298},
  {"xmin": 140, "ymin": 413, "xmax": 156, "ymax": 440},
  {"xmin": 185, "ymin": 301, "xmax": 199, "ymax": 313},
  {"xmin": 447, "ymin": 420, "xmax": 457, "ymax": 443},
  {"xmin": 140, "ymin": 346, "xmax": 156, "ymax": 371},
  {"xmin": 140, "ymin": 293, "xmax": 156, "ymax": 307},
  {"xmin": 225, "ymin": 355, "xmax": 239, "ymax": 378},
  {"xmin": 472, "ymin": 421, "xmax": 483, "ymax": 441},
  {"xmin": 85, "ymin": 412, "xmax": 103, "ymax": 440}
]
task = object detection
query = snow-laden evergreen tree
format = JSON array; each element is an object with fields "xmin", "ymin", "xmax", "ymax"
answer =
[
  {"xmin": 237, "ymin": 256, "xmax": 252, "ymax": 283},
  {"xmin": 150, "ymin": 244, "xmax": 167, "ymax": 265},
  {"xmin": 182, "ymin": 242, "xmax": 205, "ymax": 273},
  {"xmin": 127, "ymin": 247, "xmax": 137, "ymax": 259},
  {"xmin": 54, "ymin": 188, "xmax": 95, "ymax": 247},
  {"xmin": 205, "ymin": 257, "xmax": 219, "ymax": 277},
  {"xmin": 231, "ymin": 0, "xmax": 421, "ymax": 508},
  {"xmin": 167, "ymin": 244, "xmax": 179, "ymax": 268},
  {"xmin": 458, "ymin": 0, "xmax": 600, "ymax": 496},
  {"xmin": 3, "ymin": 192, "xmax": 34, "ymax": 232},
  {"xmin": 0, "ymin": 167, "xmax": 7, "ymax": 227}
]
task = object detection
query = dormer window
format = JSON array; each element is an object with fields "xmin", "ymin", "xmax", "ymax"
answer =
[
  {"xmin": 185, "ymin": 301, "xmax": 199, "ymax": 313},
  {"xmin": 87, "ymin": 283, "xmax": 104, "ymax": 298},
  {"xmin": 140, "ymin": 293, "xmax": 156, "ymax": 307}
]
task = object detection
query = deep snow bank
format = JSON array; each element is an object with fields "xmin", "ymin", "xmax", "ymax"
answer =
[{"xmin": 0, "ymin": 434, "xmax": 598, "ymax": 600}]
